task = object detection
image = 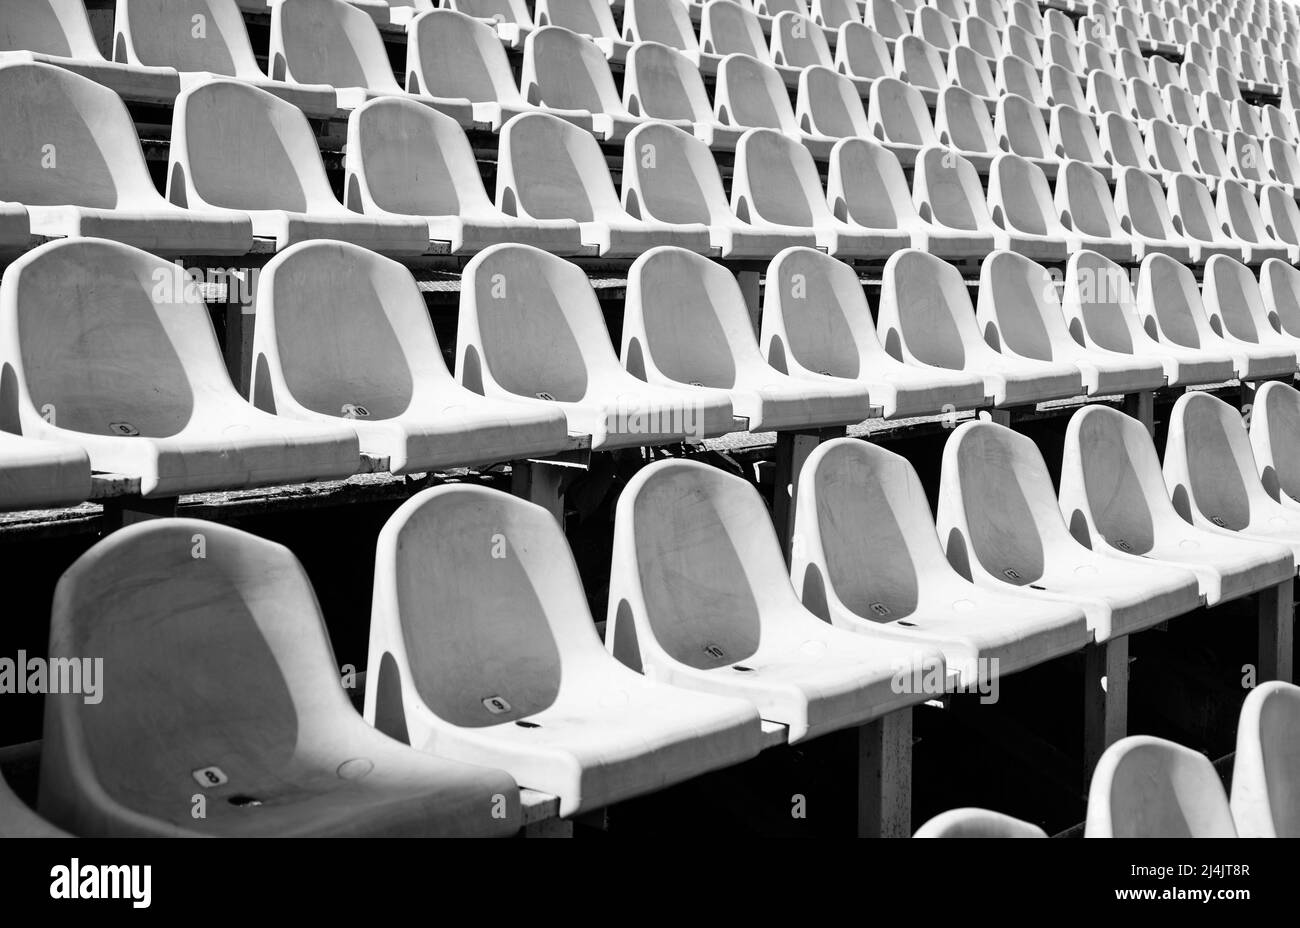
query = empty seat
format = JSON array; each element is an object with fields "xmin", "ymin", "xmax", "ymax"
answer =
[
  {"xmin": 38, "ymin": 519, "xmax": 520, "ymax": 837},
  {"xmin": 1112, "ymin": 167, "xmax": 1195, "ymax": 263},
  {"xmin": 1085, "ymin": 736, "xmax": 1237, "ymax": 837},
  {"xmin": 457, "ymin": 244, "xmax": 733, "ymax": 449},
  {"xmin": 936, "ymin": 420, "xmax": 1201, "ymax": 642},
  {"xmin": 535, "ymin": 0, "xmax": 630, "ymax": 62},
  {"xmin": 866, "ymin": 0, "xmax": 912, "ymax": 42},
  {"xmin": 1251, "ymin": 380, "xmax": 1300, "ymax": 513},
  {"xmin": 894, "ymin": 35, "xmax": 946, "ymax": 104},
  {"xmin": 795, "ymin": 65, "xmax": 874, "ymax": 146},
  {"xmin": 772, "ymin": 11, "xmax": 843, "ymax": 78},
  {"xmin": 867, "ymin": 76, "xmax": 940, "ymax": 168},
  {"xmin": 1051, "ymin": 103, "xmax": 1114, "ymax": 180},
  {"xmin": 1167, "ymin": 173, "xmax": 1251, "ymax": 263},
  {"xmin": 251, "ymin": 240, "xmax": 572, "ymax": 473},
  {"xmin": 1261, "ymin": 257, "xmax": 1300, "ymax": 354},
  {"xmin": 606, "ymin": 457, "xmax": 948, "ymax": 743},
  {"xmin": 623, "ymin": 0, "xmax": 712, "ymax": 74},
  {"xmin": 624, "ymin": 41, "xmax": 742, "ymax": 150},
  {"xmin": 1145, "ymin": 118, "xmax": 1203, "ymax": 182},
  {"xmin": 1100, "ymin": 113, "xmax": 1160, "ymax": 179},
  {"xmin": 996, "ymin": 54, "xmax": 1048, "ymax": 109},
  {"xmin": 623, "ymin": 247, "xmax": 874, "ymax": 431},
  {"xmin": 1216, "ymin": 180, "xmax": 1295, "ymax": 264},
  {"xmin": 1234, "ymin": 99, "xmax": 1268, "ymax": 140},
  {"xmin": 170, "ymin": 79, "xmax": 428, "ymax": 253},
  {"xmin": 270, "ymin": 0, "xmax": 471, "ymax": 123},
  {"xmin": 1044, "ymin": 64, "xmax": 1087, "ymax": 111},
  {"xmin": 1200, "ymin": 90, "xmax": 1235, "ymax": 137},
  {"xmin": 623, "ymin": 122, "xmax": 816, "ymax": 258},
  {"xmin": 1063, "ymin": 249, "xmax": 1236, "ymax": 387},
  {"xmin": 703, "ymin": 0, "xmax": 799, "ymax": 84},
  {"xmin": 986, "ymin": 153, "xmax": 1070, "ymax": 261},
  {"xmin": 1231, "ymin": 680, "xmax": 1300, "ymax": 837},
  {"xmin": 835, "ymin": 21, "xmax": 894, "ymax": 84},
  {"xmin": 114, "ymin": 0, "xmax": 336, "ymax": 117},
  {"xmin": 993, "ymin": 93, "xmax": 1057, "ymax": 178},
  {"xmin": 1229, "ymin": 130, "xmax": 1274, "ymax": 190},
  {"xmin": 0, "ymin": 0, "xmax": 179, "ymax": 103},
  {"xmin": 406, "ymin": 9, "xmax": 593, "ymax": 132},
  {"xmin": 792, "ymin": 437, "xmax": 1090, "ymax": 681},
  {"xmin": 496, "ymin": 112, "xmax": 713, "ymax": 258},
  {"xmin": 935, "ymin": 85, "xmax": 999, "ymax": 172},
  {"xmin": 1004, "ymin": 23, "xmax": 1044, "ymax": 71},
  {"xmin": 366, "ymin": 483, "xmax": 762, "ymax": 816},
  {"xmin": 761, "ymin": 246, "xmax": 987, "ymax": 417},
  {"xmin": 1163, "ymin": 390, "xmax": 1300, "ymax": 560},
  {"xmin": 0, "ymin": 432, "xmax": 91, "ymax": 511},
  {"xmin": 813, "ymin": 0, "xmax": 859, "ymax": 32},
  {"xmin": 733, "ymin": 129, "xmax": 910, "ymax": 258},
  {"xmin": 0, "ymin": 63, "xmax": 252, "ymax": 255},
  {"xmin": 1087, "ymin": 70, "xmax": 1135, "ymax": 121},
  {"xmin": 0, "ymin": 239, "xmax": 361, "ymax": 496},
  {"xmin": 445, "ymin": 0, "xmax": 535, "ymax": 47},
  {"xmin": 947, "ymin": 43, "xmax": 997, "ymax": 105},
  {"xmin": 1138, "ymin": 252, "xmax": 1296, "ymax": 382},
  {"xmin": 911, "ymin": 147, "xmax": 1002, "ymax": 257},
  {"xmin": 523, "ymin": 25, "xmax": 655, "ymax": 143},
  {"xmin": 1061, "ymin": 404, "xmax": 1293, "ymax": 607},
  {"xmin": 1202, "ymin": 253, "xmax": 1300, "ymax": 362},
  {"xmin": 1264, "ymin": 136, "xmax": 1300, "ymax": 194},
  {"xmin": 914, "ymin": 808, "xmax": 1048, "ymax": 838},
  {"xmin": 1053, "ymin": 160, "xmax": 1137, "ymax": 262},
  {"xmin": 716, "ymin": 53, "xmax": 837, "ymax": 159},
  {"xmin": 345, "ymin": 98, "xmax": 583, "ymax": 255},
  {"xmin": 1188, "ymin": 126, "xmax": 1242, "ymax": 191},
  {"xmin": 977, "ymin": 250, "xmax": 1166, "ymax": 395},
  {"xmin": 959, "ymin": 15, "xmax": 1000, "ymax": 60},
  {"xmin": 914, "ymin": 6, "xmax": 957, "ymax": 53},
  {"xmin": 878, "ymin": 249, "xmax": 1082, "ymax": 407}
]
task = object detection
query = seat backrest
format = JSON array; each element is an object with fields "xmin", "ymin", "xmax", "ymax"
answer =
[
  {"xmin": 836, "ymin": 21, "xmax": 892, "ymax": 79},
  {"xmin": 1006, "ymin": 23, "xmax": 1044, "ymax": 68},
  {"xmin": 256, "ymin": 239, "xmax": 442, "ymax": 418},
  {"xmin": 1045, "ymin": 63, "xmax": 1087, "ymax": 111},
  {"xmin": 1203, "ymin": 253, "xmax": 1271, "ymax": 343},
  {"xmin": 626, "ymin": 246, "xmax": 766, "ymax": 389},
  {"xmin": 1168, "ymin": 173, "xmax": 1222, "ymax": 242},
  {"xmin": 997, "ymin": 54, "xmax": 1043, "ymax": 104},
  {"xmin": 866, "ymin": 0, "xmax": 911, "ymax": 41},
  {"xmin": 623, "ymin": 0, "xmax": 700, "ymax": 54},
  {"xmin": 828, "ymin": 137, "xmax": 915, "ymax": 229},
  {"xmin": 0, "ymin": 62, "xmax": 157, "ymax": 208},
  {"xmin": 1101, "ymin": 113, "xmax": 1153, "ymax": 171},
  {"xmin": 976, "ymin": 249, "xmax": 1068, "ymax": 361},
  {"xmin": 458, "ymin": 243, "xmax": 613, "ymax": 400},
  {"xmin": 868, "ymin": 76, "xmax": 938, "ymax": 145},
  {"xmin": 346, "ymin": 96, "xmax": 492, "ymax": 217},
  {"xmin": 949, "ymin": 44, "xmax": 995, "ymax": 98},
  {"xmin": 1056, "ymin": 160, "xmax": 1126, "ymax": 239},
  {"xmin": 0, "ymin": 239, "xmax": 232, "ymax": 436},
  {"xmin": 1146, "ymin": 118, "xmax": 1196, "ymax": 174},
  {"xmin": 625, "ymin": 41, "xmax": 712, "ymax": 123},
  {"xmin": 1216, "ymin": 178, "xmax": 1273, "ymax": 247},
  {"xmin": 1086, "ymin": 736, "xmax": 1238, "ymax": 837},
  {"xmin": 1261, "ymin": 185, "xmax": 1300, "ymax": 247},
  {"xmin": 701, "ymin": 0, "xmax": 769, "ymax": 59},
  {"xmin": 763, "ymin": 245, "xmax": 884, "ymax": 379},
  {"xmin": 1115, "ymin": 167, "xmax": 1179, "ymax": 242},
  {"xmin": 937, "ymin": 84, "xmax": 996, "ymax": 153},
  {"xmin": 535, "ymin": 0, "xmax": 619, "ymax": 41},
  {"xmin": 41, "ymin": 519, "xmax": 347, "ymax": 829},
  {"xmin": 880, "ymin": 248, "xmax": 978, "ymax": 369},
  {"xmin": 960, "ymin": 15, "xmax": 999, "ymax": 58},
  {"xmin": 524, "ymin": 25, "xmax": 622, "ymax": 113},
  {"xmin": 772, "ymin": 11, "xmax": 833, "ymax": 68},
  {"xmin": 272, "ymin": 0, "xmax": 398, "ymax": 91},
  {"xmin": 0, "ymin": 0, "xmax": 102, "ymax": 59},
  {"xmin": 1062, "ymin": 249, "xmax": 1142, "ymax": 353},
  {"xmin": 916, "ymin": 146, "xmax": 989, "ymax": 232},
  {"xmin": 995, "ymin": 93, "xmax": 1051, "ymax": 160},
  {"xmin": 498, "ymin": 112, "xmax": 616, "ymax": 223},
  {"xmin": 716, "ymin": 53, "xmax": 798, "ymax": 132},
  {"xmin": 446, "ymin": 0, "xmax": 534, "ymax": 28},
  {"xmin": 614, "ymin": 459, "xmax": 802, "ymax": 666},
  {"xmin": 813, "ymin": 0, "xmax": 859, "ymax": 31},
  {"xmin": 1232, "ymin": 680, "xmax": 1300, "ymax": 838},
  {"xmin": 623, "ymin": 122, "xmax": 728, "ymax": 226},
  {"xmin": 915, "ymin": 6, "xmax": 957, "ymax": 50},
  {"xmin": 378, "ymin": 485, "xmax": 601, "ymax": 726},
  {"xmin": 116, "ymin": 0, "xmax": 257, "ymax": 76},
  {"xmin": 914, "ymin": 808, "xmax": 1047, "ymax": 838},
  {"xmin": 407, "ymin": 8, "xmax": 523, "ymax": 104},
  {"xmin": 989, "ymin": 153, "xmax": 1055, "ymax": 236},
  {"xmin": 1166, "ymin": 390, "xmax": 1266, "ymax": 529},
  {"xmin": 171, "ymin": 79, "xmax": 330, "ymax": 212},
  {"xmin": 798, "ymin": 65, "xmax": 871, "ymax": 137},
  {"xmin": 733, "ymin": 127, "xmax": 829, "ymax": 227},
  {"xmin": 1188, "ymin": 126, "xmax": 1234, "ymax": 180},
  {"xmin": 1138, "ymin": 251, "xmax": 1212, "ymax": 350},
  {"xmin": 1261, "ymin": 256, "xmax": 1300, "ymax": 337},
  {"xmin": 895, "ymin": 34, "xmax": 944, "ymax": 89}
]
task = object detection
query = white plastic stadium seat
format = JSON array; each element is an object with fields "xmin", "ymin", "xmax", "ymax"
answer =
[
  {"xmin": 1231, "ymin": 681, "xmax": 1300, "ymax": 837},
  {"xmin": 914, "ymin": 808, "xmax": 1047, "ymax": 838},
  {"xmin": 1084, "ymin": 736, "xmax": 1237, "ymax": 837}
]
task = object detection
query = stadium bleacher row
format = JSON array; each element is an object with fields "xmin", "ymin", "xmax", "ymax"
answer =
[{"xmin": 0, "ymin": 0, "xmax": 1299, "ymax": 838}]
